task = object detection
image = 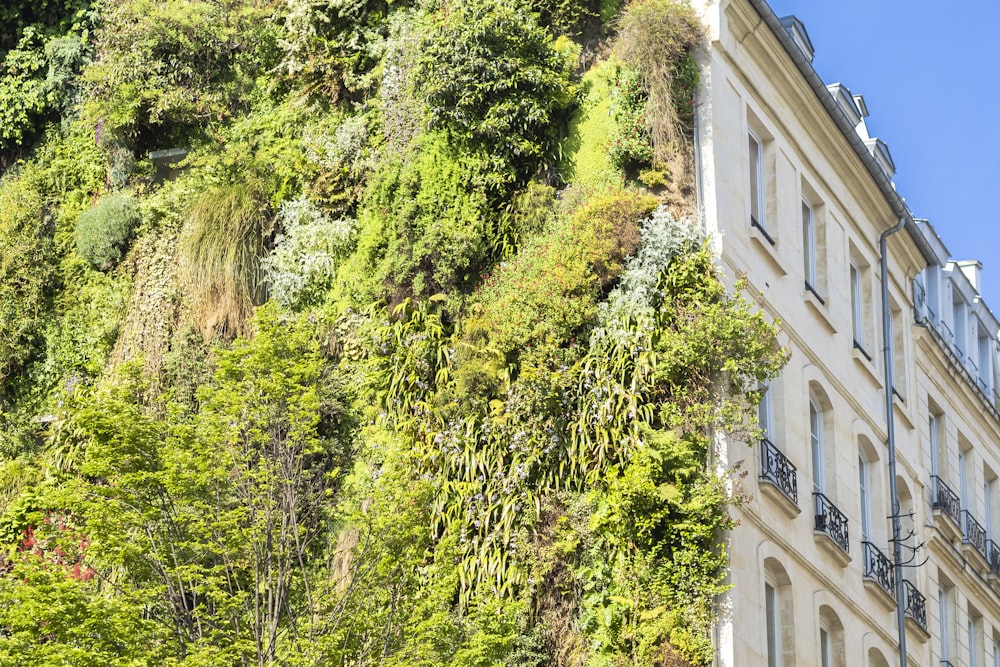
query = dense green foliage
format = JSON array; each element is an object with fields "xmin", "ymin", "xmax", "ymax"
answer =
[
  {"xmin": 0, "ymin": 0, "xmax": 785, "ymax": 664},
  {"xmin": 75, "ymin": 193, "xmax": 142, "ymax": 269}
]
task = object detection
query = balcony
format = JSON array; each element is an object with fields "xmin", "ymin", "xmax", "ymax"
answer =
[
  {"xmin": 862, "ymin": 541, "xmax": 896, "ymax": 608},
  {"xmin": 989, "ymin": 540, "xmax": 1000, "ymax": 576},
  {"xmin": 902, "ymin": 579, "xmax": 928, "ymax": 638},
  {"xmin": 759, "ymin": 438, "xmax": 798, "ymax": 514},
  {"xmin": 814, "ymin": 493, "xmax": 849, "ymax": 562},
  {"xmin": 930, "ymin": 476, "xmax": 962, "ymax": 540},
  {"xmin": 962, "ymin": 510, "xmax": 990, "ymax": 571}
]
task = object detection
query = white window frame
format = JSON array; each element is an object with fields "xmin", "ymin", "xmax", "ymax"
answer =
[
  {"xmin": 859, "ymin": 454, "xmax": 872, "ymax": 542},
  {"xmin": 929, "ymin": 413, "xmax": 940, "ymax": 478},
  {"xmin": 803, "ymin": 199, "xmax": 816, "ymax": 289},
  {"xmin": 940, "ymin": 588, "xmax": 950, "ymax": 663},
  {"xmin": 850, "ymin": 262, "xmax": 864, "ymax": 349},
  {"xmin": 960, "ymin": 448, "xmax": 970, "ymax": 509},
  {"xmin": 759, "ymin": 382, "xmax": 775, "ymax": 442},
  {"xmin": 819, "ymin": 625, "xmax": 832, "ymax": 667},
  {"xmin": 749, "ymin": 131, "xmax": 765, "ymax": 231},
  {"xmin": 811, "ymin": 399, "xmax": 824, "ymax": 494},
  {"xmin": 766, "ymin": 582, "xmax": 781, "ymax": 667},
  {"xmin": 971, "ymin": 615, "xmax": 980, "ymax": 667}
]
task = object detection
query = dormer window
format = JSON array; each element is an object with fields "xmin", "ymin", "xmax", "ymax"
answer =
[{"xmin": 779, "ymin": 16, "xmax": 815, "ymax": 63}]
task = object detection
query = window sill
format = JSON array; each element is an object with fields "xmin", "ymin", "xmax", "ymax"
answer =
[
  {"xmin": 862, "ymin": 577, "xmax": 897, "ymax": 612},
  {"xmin": 904, "ymin": 615, "xmax": 930, "ymax": 643},
  {"xmin": 931, "ymin": 507, "xmax": 962, "ymax": 543},
  {"xmin": 813, "ymin": 531, "xmax": 851, "ymax": 567},
  {"xmin": 759, "ymin": 478, "xmax": 801, "ymax": 519},
  {"xmin": 804, "ymin": 285, "xmax": 836, "ymax": 334},
  {"xmin": 749, "ymin": 223, "xmax": 787, "ymax": 275},
  {"xmin": 851, "ymin": 343, "xmax": 883, "ymax": 389}
]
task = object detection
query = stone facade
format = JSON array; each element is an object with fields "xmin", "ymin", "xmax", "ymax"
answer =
[{"xmin": 691, "ymin": 1, "xmax": 1000, "ymax": 665}]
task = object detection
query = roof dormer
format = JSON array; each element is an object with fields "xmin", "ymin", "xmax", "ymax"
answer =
[
  {"xmin": 826, "ymin": 83, "xmax": 863, "ymax": 129},
  {"xmin": 779, "ymin": 15, "xmax": 814, "ymax": 63}
]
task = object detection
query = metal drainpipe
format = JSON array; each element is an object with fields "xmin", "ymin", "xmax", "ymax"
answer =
[{"xmin": 880, "ymin": 217, "xmax": 908, "ymax": 667}]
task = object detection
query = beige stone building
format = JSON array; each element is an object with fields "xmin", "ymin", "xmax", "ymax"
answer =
[{"xmin": 690, "ymin": 1, "xmax": 1000, "ymax": 665}]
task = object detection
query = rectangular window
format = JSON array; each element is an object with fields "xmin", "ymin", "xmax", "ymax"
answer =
[
  {"xmin": 803, "ymin": 199, "xmax": 816, "ymax": 290},
  {"xmin": 971, "ymin": 610, "xmax": 983, "ymax": 667},
  {"xmin": 926, "ymin": 265, "xmax": 941, "ymax": 323},
  {"xmin": 749, "ymin": 132, "xmax": 764, "ymax": 231},
  {"xmin": 987, "ymin": 476, "xmax": 996, "ymax": 543},
  {"xmin": 758, "ymin": 382, "xmax": 775, "ymax": 442},
  {"xmin": 810, "ymin": 400, "xmax": 824, "ymax": 494},
  {"xmin": 819, "ymin": 627, "xmax": 832, "ymax": 667},
  {"xmin": 766, "ymin": 583, "xmax": 781, "ymax": 667},
  {"xmin": 929, "ymin": 412, "xmax": 941, "ymax": 478},
  {"xmin": 851, "ymin": 262, "xmax": 864, "ymax": 350},
  {"xmin": 939, "ymin": 588, "xmax": 950, "ymax": 663},
  {"xmin": 859, "ymin": 455, "xmax": 872, "ymax": 542},
  {"xmin": 979, "ymin": 331, "xmax": 993, "ymax": 393},
  {"xmin": 954, "ymin": 295, "xmax": 968, "ymax": 358},
  {"xmin": 960, "ymin": 447, "xmax": 970, "ymax": 509},
  {"xmin": 993, "ymin": 639, "xmax": 1000, "ymax": 667}
]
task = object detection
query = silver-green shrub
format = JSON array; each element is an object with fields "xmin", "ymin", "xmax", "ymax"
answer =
[
  {"xmin": 263, "ymin": 196, "xmax": 357, "ymax": 310},
  {"xmin": 75, "ymin": 193, "xmax": 142, "ymax": 270}
]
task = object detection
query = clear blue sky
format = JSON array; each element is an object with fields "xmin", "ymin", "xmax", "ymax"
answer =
[{"xmin": 766, "ymin": 0, "xmax": 1000, "ymax": 310}]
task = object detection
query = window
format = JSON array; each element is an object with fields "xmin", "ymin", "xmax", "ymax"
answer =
[
  {"xmin": 759, "ymin": 381, "xmax": 775, "ymax": 442},
  {"xmin": 891, "ymin": 302, "xmax": 906, "ymax": 399},
  {"xmin": 811, "ymin": 399, "xmax": 825, "ymax": 494},
  {"xmin": 970, "ymin": 607, "xmax": 983, "ymax": 667},
  {"xmin": 939, "ymin": 580, "xmax": 955, "ymax": 664},
  {"xmin": 803, "ymin": 199, "xmax": 816, "ymax": 290},
  {"xmin": 929, "ymin": 410, "xmax": 942, "ymax": 478},
  {"xmin": 859, "ymin": 454, "xmax": 872, "ymax": 542},
  {"xmin": 978, "ymin": 328, "xmax": 993, "ymax": 393},
  {"xmin": 925, "ymin": 264, "xmax": 941, "ymax": 324},
  {"xmin": 819, "ymin": 627, "xmax": 832, "ymax": 667},
  {"xmin": 817, "ymin": 606, "xmax": 844, "ymax": 667},
  {"xmin": 993, "ymin": 637, "xmax": 1000, "ymax": 667},
  {"xmin": 850, "ymin": 262, "xmax": 866, "ymax": 352},
  {"xmin": 766, "ymin": 583, "xmax": 781, "ymax": 667},
  {"xmin": 959, "ymin": 443, "xmax": 971, "ymax": 509},
  {"xmin": 986, "ymin": 470, "xmax": 997, "ymax": 544},
  {"xmin": 764, "ymin": 558, "xmax": 795, "ymax": 667},
  {"xmin": 953, "ymin": 294, "xmax": 968, "ymax": 358},
  {"xmin": 749, "ymin": 131, "xmax": 765, "ymax": 233}
]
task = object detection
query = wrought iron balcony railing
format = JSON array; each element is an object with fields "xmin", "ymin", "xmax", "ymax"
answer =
[
  {"xmin": 902, "ymin": 579, "xmax": 927, "ymax": 633},
  {"xmin": 963, "ymin": 510, "xmax": 988, "ymax": 561},
  {"xmin": 759, "ymin": 438, "xmax": 797, "ymax": 505},
  {"xmin": 989, "ymin": 540, "xmax": 1000, "ymax": 576},
  {"xmin": 862, "ymin": 541, "xmax": 895, "ymax": 599},
  {"xmin": 814, "ymin": 493, "xmax": 849, "ymax": 554},
  {"xmin": 931, "ymin": 476, "xmax": 961, "ymax": 527}
]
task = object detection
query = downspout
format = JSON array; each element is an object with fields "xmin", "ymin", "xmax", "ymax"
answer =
[{"xmin": 881, "ymin": 217, "xmax": 908, "ymax": 667}]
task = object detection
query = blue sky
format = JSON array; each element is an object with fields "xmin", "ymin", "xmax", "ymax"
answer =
[{"xmin": 765, "ymin": 0, "xmax": 1000, "ymax": 309}]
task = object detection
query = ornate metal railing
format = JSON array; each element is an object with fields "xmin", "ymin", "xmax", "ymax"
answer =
[
  {"xmin": 862, "ymin": 541, "xmax": 895, "ymax": 599},
  {"xmin": 963, "ymin": 510, "xmax": 988, "ymax": 559},
  {"xmin": 814, "ymin": 493, "xmax": 849, "ymax": 554},
  {"xmin": 931, "ymin": 476, "xmax": 961, "ymax": 527},
  {"xmin": 759, "ymin": 438, "xmax": 797, "ymax": 504},
  {"xmin": 989, "ymin": 540, "xmax": 1000, "ymax": 576},
  {"xmin": 902, "ymin": 579, "xmax": 927, "ymax": 633}
]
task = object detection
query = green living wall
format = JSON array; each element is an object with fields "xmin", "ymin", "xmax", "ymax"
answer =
[{"xmin": 0, "ymin": 0, "xmax": 785, "ymax": 665}]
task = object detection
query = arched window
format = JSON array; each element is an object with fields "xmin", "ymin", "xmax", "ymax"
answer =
[
  {"xmin": 764, "ymin": 558, "xmax": 795, "ymax": 667},
  {"xmin": 867, "ymin": 647, "xmax": 890, "ymax": 667},
  {"xmin": 811, "ymin": 398, "xmax": 824, "ymax": 494},
  {"xmin": 818, "ymin": 605, "xmax": 845, "ymax": 667}
]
